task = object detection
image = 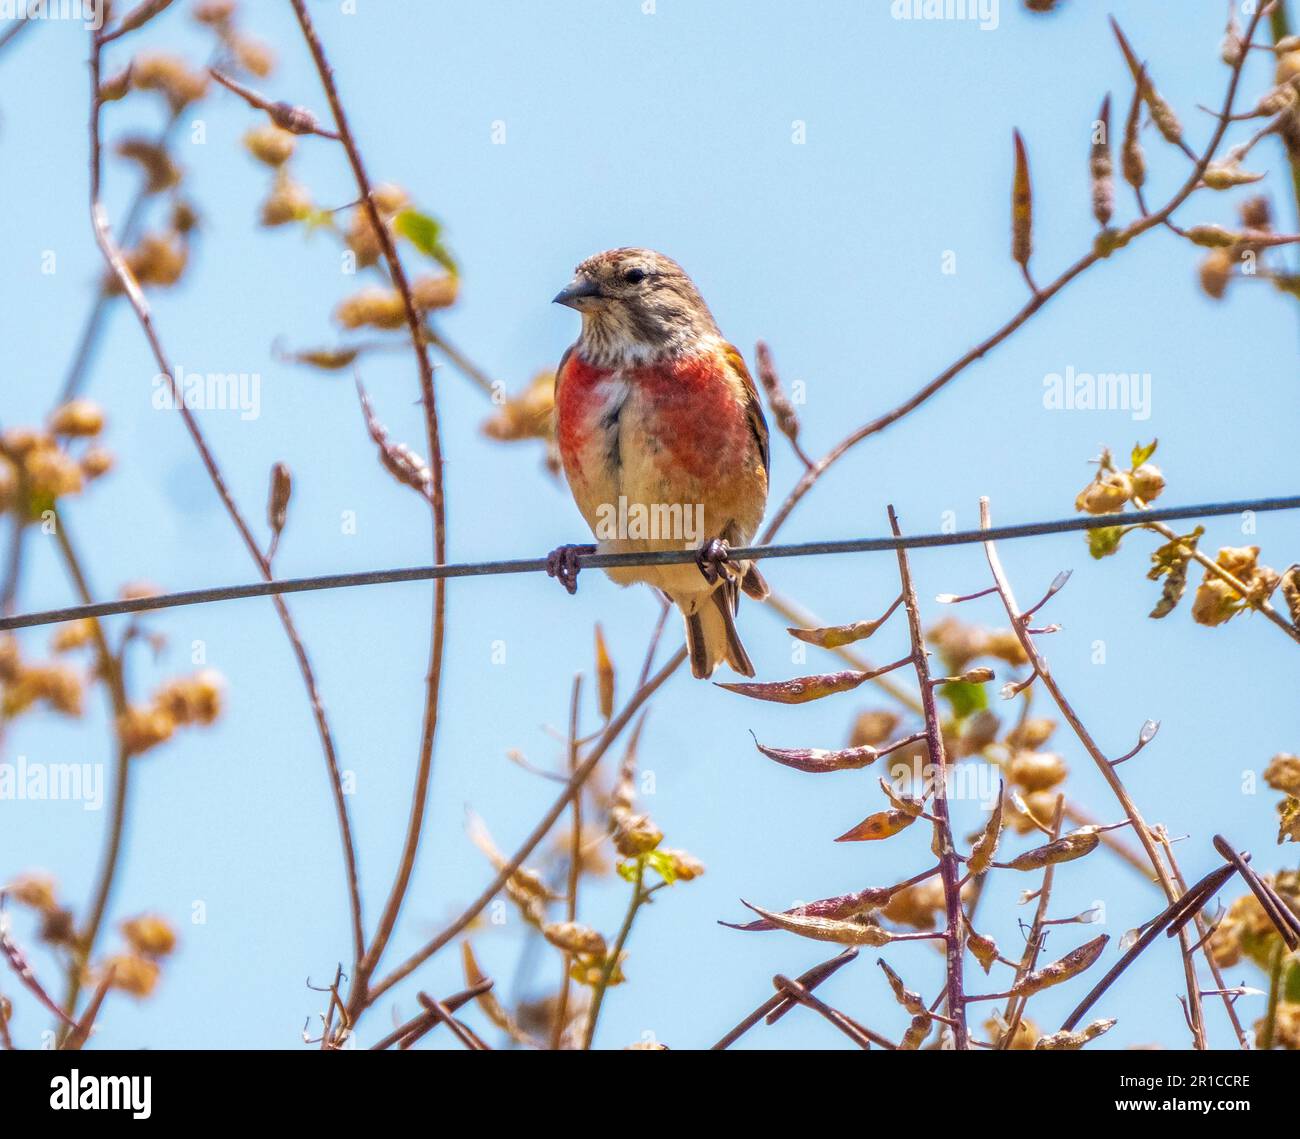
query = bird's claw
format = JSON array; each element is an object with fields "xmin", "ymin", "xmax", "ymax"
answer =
[
  {"xmin": 696, "ymin": 537, "xmax": 731, "ymax": 585},
  {"xmin": 546, "ymin": 543, "xmax": 596, "ymax": 595}
]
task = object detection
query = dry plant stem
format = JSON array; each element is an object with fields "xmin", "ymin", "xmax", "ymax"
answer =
[
  {"xmin": 771, "ymin": 975, "xmax": 880, "ymax": 1049},
  {"xmin": 1137, "ymin": 506, "xmax": 1300, "ymax": 646},
  {"xmin": 551, "ymin": 674, "xmax": 583, "ymax": 1050},
  {"xmin": 888, "ymin": 505, "xmax": 968, "ymax": 1050},
  {"xmin": 87, "ymin": 36, "xmax": 365, "ymax": 973},
  {"xmin": 1271, "ymin": 1, "xmax": 1300, "ymax": 237},
  {"xmin": 997, "ymin": 797, "xmax": 1065, "ymax": 1049},
  {"xmin": 581, "ymin": 860, "xmax": 658, "ymax": 1049},
  {"xmin": 63, "ymin": 967, "xmax": 115, "ymax": 1051},
  {"xmin": 759, "ymin": 6, "xmax": 1270, "ymax": 546},
  {"xmin": 284, "ymin": 0, "xmax": 449, "ymax": 1022},
  {"xmin": 415, "ymin": 992, "xmax": 488, "ymax": 1050},
  {"xmin": 712, "ymin": 948, "xmax": 862, "ymax": 1049},
  {"xmin": 366, "ymin": 647, "xmax": 687, "ymax": 1007},
  {"xmin": 208, "ymin": 68, "xmax": 341, "ymax": 139},
  {"xmin": 367, "ymin": 978, "xmax": 490, "ymax": 1051},
  {"xmin": 1061, "ymin": 862, "xmax": 1236, "ymax": 1032},
  {"xmin": 1155, "ymin": 829, "xmax": 1249, "ymax": 1048},
  {"xmin": 51, "ymin": 519, "xmax": 131, "ymax": 1031},
  {"xmin": 980, "ymin": 498, "xmax": 1220, "ymax": 1047}
]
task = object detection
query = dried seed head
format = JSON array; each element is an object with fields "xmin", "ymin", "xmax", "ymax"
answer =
[
  {"xmin": 1238, "ymin": 196, "xmax": 1272, "ymax": 231},
  {"xmin": 103, "ymin": 954, "xmax": 161, "ymax": 998},
  {"xmin": 1198, "ymin": 248, "xmax": 1233, "ymax": 300},
  {"xmin": 968, "ymin": 930, "xmax": 999, "ymax": 974},
  {"xmin": 611, "ymin": 810, "xmax": 663, "ymax": 857},
  {"xmin": 259, "ymin": 173, "xmax": 313, "ymax": 227},
  {"xmin": 10, "ymin": 873, "xmax": 57, "ymax": 911},
  {"xmin": 1000, "ymin": 826, "xmax": 1099, "ymax": 871},
  {"xmin": 1264, "ymin": 754, "xmax": 1300, "ymax": 797},
  {"xmin": 1090, "ymin": 94, "xmax": 1114, "ymax": 227},
  {"xmin": 334, "ymin": 287, "xmax": 407, "ymax": 331},
  {"xmin": 51, "ymin": 619, "xmax": 96, "ymax": 654},
  {"xmin": 130, "ymin": 52, "xmax": 210, "ymax": 112},
  {"xmin": 1006, "ymin": 717, "xmax": 1056, "ymax": 750},
  {"xmin": 1009, "ymin": 750, "xmax": 1069, "ymax": 792},
  {"xmin": 115, "ymin": 136, "xmax": 182, "ymax": 193},
  {"xmin": 542, "ymin": 921, "xmax": 607, "ymax": 957},
  {"xmin": 411, "ymin": 274, "xmax": 459, "ymax": 311},
  {"xmin": 233, "ymin": 35, "xmax": 276, "ymax": 78},
  {"xmin": 659, "ymin": 848, "xmax": 705, "ymax": 881},
  {"xmin": 1075, "ymin": 470, "xmax": 1133, "ymax": 514},
  {"xmin": 117, "ymin": 704, "xmax": 176, "ymax": 756},
  {"xmin": 1011, "ymin": 130, "xmax": 1033, "ymax": 271},
  {"xmin": 1035, "ymin": 1018, "xmax": 1117, "ymax": 1050},
  {"xmin": 48, "ymin": 399, "xmax": 105, "ymax": 438},
  {"xmin": 267, "ymin": 461, "xmax": 292, "ymax": 540},
  {"xmin": 593, "ymin": 624, "xmax": 615, "ymax": 720},
  {"xmin": 985, "ymin": 1014, "xmax": 1040, "ymax": 1049},
  {"xmin": 966, "ymin": 789, "xmax": 1005, "ymax": 877},
  {"xmin": 1011, "ymin": 934, "xmax": 1109, "ymax": 996},
  {"xmin": 1202, "ymin": 161, "xmax": 1266, "ymax": 190},
  {"xmin": 243, "ymin": 124, "xmax": 296, "ymax": 167},
  {"xmin": 1280, "ymin": 566, "xmax": 1300, "ymax": 629},
  {"xmin": 1131, "ymin": 462, "xmax": 1164, "ymax": 502},
  {"xmin": 850, "ymin": 709, "xmax": 901, "ymax": 748},
  {"xmin": 121, "ymin": 914, "xmax": 178, "ymax": 958}
]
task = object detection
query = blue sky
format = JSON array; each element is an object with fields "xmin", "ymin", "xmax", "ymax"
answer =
[{"xmin": 1, "ymin": 0, "xmax": 1297, "ymax": 1050}]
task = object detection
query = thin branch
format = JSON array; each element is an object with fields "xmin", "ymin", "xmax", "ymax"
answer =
[
  {"xmin": 889, "ymin": 504, "xmax": 968, "ymax": 1050},
  {"xmin": 86, "ymin": 32, "xmax": 365, "ymax": 976}
]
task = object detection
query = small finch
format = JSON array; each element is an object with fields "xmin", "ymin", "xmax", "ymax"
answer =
[{"xmin": 549, "ymin": 248, "xmax": 770, "ymax": 679}]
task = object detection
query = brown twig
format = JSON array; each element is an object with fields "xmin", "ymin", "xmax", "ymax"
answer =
[
  {"xmin": 365, "ymin": 648, "xmax": 687, "ymax": 1006},
  {"xmin": 87, "ymin": 32, "xmax": 365, "ymax": 978},
  {"xmin": 981, "ymin": 498, "xmax": 1222, "ymax": 1046},
  {"xmin": 551, "ymin": 674, "xmax": 584, "ymax": 1050},
  {"xmin": 758, "ymin": 4, "xmax": 1273, "ymax": 546},
  {"xmin": 711, "ymin": 948, "xmax": 862, "ymax": 1049},
  {"xmin": 284, "ymin": 0, "xmax": 450, "ymax": 1028},
  {"xmin": 889, "ymin": 505, "xmax": 968, "ymax": 1049}
]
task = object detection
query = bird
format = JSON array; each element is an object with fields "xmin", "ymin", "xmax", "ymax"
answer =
[{"xmin": 548, "ymin": 247, "xmax": 770, "ymax": 679}]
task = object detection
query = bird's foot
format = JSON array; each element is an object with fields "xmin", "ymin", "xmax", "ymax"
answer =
[
  {"xmin": 696, "ymin": 536, "xmax": 732, "ymax": 586},
  {"xmin": 546, "ymin": 543, "xmax": 596, "ymax": 595}
]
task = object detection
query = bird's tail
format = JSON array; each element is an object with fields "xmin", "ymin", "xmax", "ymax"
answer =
[{"xmin": 677, "ymin": 578, "xmax": 755, "ymax": 680}]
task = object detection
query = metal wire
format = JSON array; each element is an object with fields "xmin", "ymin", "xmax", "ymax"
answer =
[{"xmin": 2, "ymin": 495, "xmax": 1296, "ymax": 632}]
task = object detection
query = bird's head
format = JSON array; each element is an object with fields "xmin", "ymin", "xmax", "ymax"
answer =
[{"xmin": 554, "ymin": 248, "xmax": 720, "ymax": 365}]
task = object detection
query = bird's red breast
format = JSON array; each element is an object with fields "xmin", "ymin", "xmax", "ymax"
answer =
[{"xmin": 556, "ymin": 346, "xmax": 758, "ymax": 487}]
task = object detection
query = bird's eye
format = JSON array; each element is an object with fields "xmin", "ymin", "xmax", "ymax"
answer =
[{"xmin": 623, "ymin": 267, "xmax": 648, "ymax": 284}]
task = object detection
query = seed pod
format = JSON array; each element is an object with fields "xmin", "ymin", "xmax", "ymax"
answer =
[
  {"xmin": 355, "ymin": 377, "xmax": 433, "ymax": 499},
  {"xmin": 284, "ymin": 347, "xmax": 362, "ymax": 371},
  {"xmin": 717, "ymin": 668, "xmax": 877, "ymax": 705},
  {"xmin": 958, "ymin": 666, "xmax": 995, "ymax": 685},
  {"xmin": 1011, "ymin": 934, "xmax": 1109, "ymax": 996},
  {"xmin": 721, "ymin": 886, "xmax": 892, "ymax": 932},
  {"xmin": 1121, "ymin": 70, "xmax": 1146, "ymax": 190},
  {"xmin": 542, "ymin": 921, "xmax": 607, "ymax": 957},
  {"xmin": 1011, "ymin": 130, "xmax": 1033, "ymax": 273},
  {"xmin": 1198, "ymin": 248, "xmax": 1232, "ymax": 300},
  {"xmin": 834, "ymin": 807, "xmax": 918, "ymax": 843},
  {"xmin": 1008, "ymin": 751, "xmax": 1068, "ymax": 792},
  {"xmin": 877, "ymin": 958, "xmax": 927, "ymax": 1015},
  {"xmin": 1110, "ymin": 19, "xmax": 1183, "ymax": 145},
  {"xmin": 754, "ymin": 341, "xmax": 801, "ymax": 451},
  {"xmin": 1183, "ymin": 224, "xmax": 1238, "ymax": 249},
  {"xmin": 593, "ymin": 623, "xmax": 615, "ymax": 720},
  {"xmin": 739, "ymin": 901, "xmax": 897, "ymax": 947},
  {"xmin": 752, "ymin": 735, "xmax": 880, "ymax": 773},
  {"xmin": 1035, "ymin": 1018, "xmax": 1117, "ymax": 1050},
  {"xmin": 1280, "ymin": 566, "xmax": 1300, "ymax": 629},
  {"xmin": 968, "ymin": 930, "xmax": 999, "ymax": 974},
  {"xmin": 1202, "ymin": 161, "xmax": 1266, "ymax": 190},
  {"xmin": 267, "ymin": 462, "xmax": 291, "ymax": 546},
  {"xmin": 787, "ymin": 614, "xmax": 891, "ymax": 649},
  {"xmin": 966, "ymin": 786, "xmax": 1005, "ymax": 876},
  {"xmin": 1090, "ymin": 94, "xmax": 1114, "ymax": 227},
  {"xmin": 899, "ymin": 1013, "xmax": 932, "ymax": 1050},
  {"xmin": 998, "ymin": 826, "xmax": 1100, "ymax": 871}
]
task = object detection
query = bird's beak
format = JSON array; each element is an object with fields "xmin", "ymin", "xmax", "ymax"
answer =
[{"xmin": 553, "ymin": 275, "xmax": 604, "ymax": 309}]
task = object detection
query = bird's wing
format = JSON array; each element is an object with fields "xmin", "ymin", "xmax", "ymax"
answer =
[{"xmin": 722, "ymin": 343, "xmax": 770, "ymax": 476}]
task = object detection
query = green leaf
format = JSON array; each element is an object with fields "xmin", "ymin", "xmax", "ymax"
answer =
[
  {"xmin": 1284, "ymin": 957, "xmax": 1300, "ymax": 1003},
  {"xmin": 393, "ymin": 208, "xmax": 457, "ymax": 274},
  {"xmin": 1130, "ymin": 439, "xmax": 1158, "ymax": 468},
  {"xmin": 941, "ymin": 680, "xmax": 987, "ymax": 720},
  {"xmin": 1087, "ymin": 525, "xmax": 1125, "ymax": 559}
]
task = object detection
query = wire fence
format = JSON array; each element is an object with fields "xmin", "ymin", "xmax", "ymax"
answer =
[{"xmin": 2, "ymin": 495, "xmax": 1296, "ymax": 633}]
